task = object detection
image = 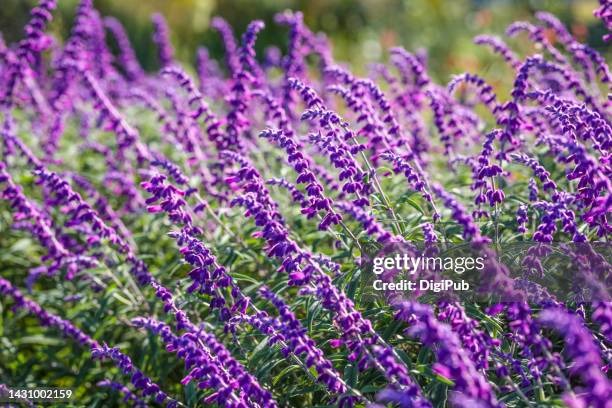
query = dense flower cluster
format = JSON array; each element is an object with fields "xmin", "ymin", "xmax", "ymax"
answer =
[{"xmin": 0, "ymin": 1, "xmax": 610, "ymax": 407}]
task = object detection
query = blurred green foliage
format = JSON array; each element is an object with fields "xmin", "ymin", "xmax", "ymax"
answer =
[{"xmin": 0, "ymin": 0, "xmax": 609, "ymax": 85}]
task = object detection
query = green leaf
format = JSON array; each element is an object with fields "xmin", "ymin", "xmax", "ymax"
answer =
[{"xmin": 272, "ymin": 365, "xmax": 301, "ymax": 386}]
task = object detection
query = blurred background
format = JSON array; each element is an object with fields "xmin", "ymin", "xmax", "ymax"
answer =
[{"xmin": 0, "ymin": 0, "xmax": 609, "ymax": 82}]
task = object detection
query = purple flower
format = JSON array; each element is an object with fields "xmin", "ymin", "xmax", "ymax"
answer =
[
  {"xmin": 287, "ymin": 77, "xmax": 323, "ymax": 108},
  {"xmin": 0, "ymin": 278, "xmax": 98, "ymax": 348},
  {"xmin": 325, "ymin": 65, "xmax": 400, "ymax": 138},
  {"xmin": 528, "ymin": 178, "xmax": 539, "ymax": 202},
  {"xmin": 389, "ymin": 47, "xmax": 430, "ymax": 88},
  {"xmin": 394, "ymin": 301, "xmax": 503, "ymax": 408},
  {"xmin": 529, "ymin": 90, "xmax": 611, "ymax": 152},
  {"xmin": 473, "ymin": 35, "xmax": 520, "ymax": 69},
  {"xmin": 286, "ymin": 80, "xmax": 373, "ymax": 206},
  {"xmin": 171, "ymin": 229, "xmax": 248, "ymax": 318},
  {"xmin": 259, "ymin": 128, "xmax": 340, "ymax": 229},
  {"xmin": 506, "ymin": 21, "xmax": 567, "ymax": 65},
  {"xmin": 211, "ymin": 17, "xmax": 240, "ymax": 76},
  {"xmin": 266, "ymin": 177, "xmax": 307, "ymax": 206},
  {"xmin": 224, "ymin": 153, "xmax": 426, "ymax": 398},
  {"xmin": 369, "ymin": 63, "xmax": 429, "ymax": 159},
  {"xmin": 81, "ymin": 71, "xmax": 148, "ymax": 160},
  {"xmin": 592, "ymin": 301, "xmax": 612, "ymax": 342},
  {"xmin": 97, "ymin": 380, "xmax": 146, "ymax": 407},
  {"xmin": 92, "ymin": 344, "xmax": 178, "ymax": 407},
  {"xmin": 221, "ymin": 150, "xmax": 285, "ymax": 222},
  {"xmin": 535, "ymin": 12, "xmax": 610, "ymax": 84},
  {"xmin": 275, "ymin": 11, "xmax": 308, "ymax": 113},
  {"xmin": 151, "ymin": 13, "xmax": 174, "ymax": 67},
  {"xmin": 326, "ymin": 83, "xmax": 389, "ymax": 161},
  {"xmin": 104, "ymin": 17, "xmax": 144, "ymax": 81},
  {"xmin": 594, "ymin": 1, "xmax": 612, "ymax": 42},
  {"xmin": 0, "ymin": 162, "xmax": 69, "ymax": 266},
  {"xmin": 150, "ymin": 159, "xmax": 189, "ymax": 185},
  {"xmin": 71, "ymin": 173, "xmax": 135, "ymax": 244},
  {"xmin": 307, "ymin": 130, "xmax": 370, "ymax": 207},
  {"xmin": 421, "ymin": 222, "xmax": 437, "ymax": 242},
  {"xmin": 539, "ymin": 308, "xmax": 612, "ymax": 408},
  {"xmin": 380, "ymin": 152, "xmax": 437, "ymax": 215},
  {"xmin": 426, "ymin": 88, "xmax": 473, "ymax": 156},
  {"xmin": 259, "ymin": 287, "xmax": 348, "ymax": 394},
  {"xmin": 141, "ymin": 170, "xmax": 248, "ymax": 318},
  {"xmin": 34, "ymin": 166, "xmax": 129, "ymax": 250},
  {"xmin": 196, "ymin": 46, "xmax": 224, "ymax": 97},
  {"xmin": 49, "ymin": 0, "xmax": 100, "ymax": 109},
  {"xmin": 17, "ymin": 0, "xmax": 57, "ymax": 64},
  {"xmin": 132, "ymin": 317, "xmax": 273, "ymax": 407},
  {"xmin": 239, "ymin": 20, "xmax": 265, "ymax": 87},
  {"xmin": 335, "ymin": 201, "xmax": 398, "ymax": 244},
  {"xmin": 161, "ymin": 65, "xmax": 215, "ymax": 122},
  {"xmin": 2, "ymin": 5, "xmax": 610, "ymax": 407},
  {"xmin": 222, "ymin": 21, "xmax": 266, "ymax": 151},
  {"xmin": 448, "ymin": 73, "xmax": 501, "ymax": 119},
  {"xmin": 325, "ymin": 63, "xmax": 428, "ymax": 164},
  {"xmin": 516, "ymin": 204, "xmax": 529, "ymax": 234},
  {"xmin": 512, "ymin": 154, "xmax": 557, "ymax": 191},
  {"xmin": 141, "ymin": 173, "xmax": 191, "ymax": 225},
  {"xmin": 437, "ymin": 303, "xmax": 501, "ymax": 371},
  {"xmin": 0, "ymin": 278, "xmax": 180, "ymax": 407},
  {"xmin": 432, "ymin": 183, "xmax": 489, "ymax": 243},
  {"xmin": 252, "ymin": 89, "xmax": 295, "ymax": 139},
  {"xmin": 532, "ymin": 191, "xmax": 586, "ymax": 242}
]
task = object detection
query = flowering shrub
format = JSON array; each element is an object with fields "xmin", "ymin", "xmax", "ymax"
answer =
[{"xmin": 0, "ymin": 1, "xmax": 610, "ymax": 407}]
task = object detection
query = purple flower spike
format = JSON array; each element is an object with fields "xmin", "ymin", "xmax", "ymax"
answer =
[
  {"xmin": 432, "ymin": 184, "xmax": 489, "ymax": 243},
  {"xmin": 239, "ymin": 20, "xmax": 265, "ymax": 86},
  {"xmin": 81, "ymin": 71, "xmax": 149, "ymax": 161},
  {"xmin": 266, "ymin": 178, "xmax": 307, "ymax": 206},
  {"xmin": 97, "ymin": 380, "xmax": 146, "ymax": 407},
  {"xmin": 421, "ymin": 223, "xmax": 437, "ymax": 242},
  {"xmin": 594, "ymin": 1, "xmax": 612, "ymax": 42},
  {"xmin": 448, "ymin": 73, "xmax": 501, "ymax": 118},
  {"xmin": 389, "ymin": 47, "xmax": 431, "ymax": 88},
  {"xmin": 141, "ymin": 173, "xmax": 191, "ymax": 225},
  {"xmin": 259, "ymin": 128, "xmax": 340, "ymax": 229},
  {"xmin": 516, "ymin": 204, "xmax": 529, "ymax": 234},
  {"xmin": 335, "ymin": 201, "xmax": 400, "ymax": 244},
  {"xmin": 161, "ymin": 65, "xmax": 216, "ymax": 123},
  {"xmin": 275, "ymin": 10, "xmax": 308, "ymax": 113},
  {"xmin": 259, "ymin": 287, "xmax": 348, "ymax": 394},
  {"xmin": 0, "ymin": 277, "xmax": 99, "ymax": 348},
  {"xmin": 92, "ymin": 344, "xmax": 179, "ymax": 407},
  {"xmin": 394, "ymin": 301, "xmax": 503, "ymax": 408},
  {"xmin": 528, "ymin": 178, "xmax": 539, "ymax": 202},
  {"xmin": 33, "ymin": 167, "xmax": 129, "ymax": 251},
  {"xmin": 506, "ymin": 21, "xmax": 567, "ymax": 65},
  {"xmin": 473, "ymin": 35, "xmax": 520, "ymax": 69},
  {"xmin": 211, "ymin": 17, "xmax": 240, "ymax": 75},
  {"xmin": 151, "ymin": 13, "xmax": 174, "ymax": 67},
  {"xmin": 0, "ymin": 163, "xmax": 101, "ymax": 281},
  {"xmin": 512, "ymin": 154, "xmax": 557, "ymax": 191},
  {"xmin": 17, "ymin": 0, "xmax": 57, "ymax": 64},
  {"xmin": 222, "ymin": 20, "xmax": 266, "ymax": 152},
  {"xmin": 380, "ymin": 152, "xmax": 437, "ymax": 214},
  {"xmin": 539, "ymin": 308, "xmax": 612, "ymax": 408},
  {"xmin": 0, "ymin": 278, "xmax": 180, "ymax": 408},
  {"xmin": 104, "ymin": 17, "xmax": 144, "ymax": 81}
]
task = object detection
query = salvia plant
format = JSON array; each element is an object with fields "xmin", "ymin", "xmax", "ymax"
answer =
[{"xmin": 0, "ymin": 1, "xmax": 610, "ymax": 407}]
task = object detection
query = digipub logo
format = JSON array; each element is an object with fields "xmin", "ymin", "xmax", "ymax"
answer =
[{"xmin": 361, "ymin": 242, "xmax": 611, "ymax": 304}]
